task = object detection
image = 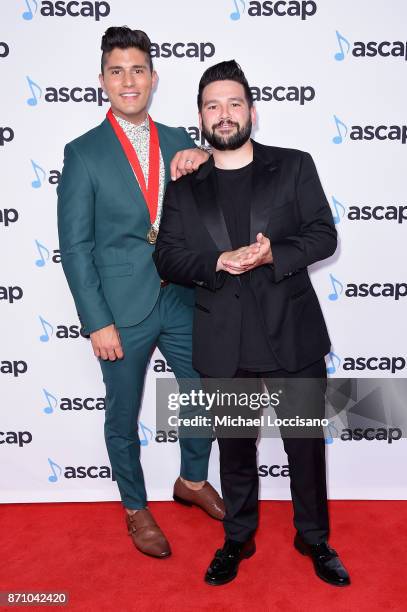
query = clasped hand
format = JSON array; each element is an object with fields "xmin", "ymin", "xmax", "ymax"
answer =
[{"xmin": 216, "ymin": 233, "xmax": 273, "ymax": 275}]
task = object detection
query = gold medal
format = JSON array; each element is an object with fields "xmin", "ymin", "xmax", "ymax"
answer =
[{"xmin": 147, "ymin": 226, "xmax": 158, "ymax": 244}]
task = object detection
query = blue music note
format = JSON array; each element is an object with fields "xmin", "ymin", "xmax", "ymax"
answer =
[
  {"xmin": 26, "ymin": 76, "xmax": 42, "ymax": 106},
  {"xmin": 35, "ymin": 240, "xmax": 50, "ymax": 267},
  {"xmin": 22, "ymin": 0, "xmax": 38, "ymax": 20},
  {"xmin": 39, "ymin": 315, "xmax": 53, "ymax": 342},
  {"xmin": 43, "ymin": 389, "xmax": 58, "ymax": 414},
  {"xmin": 31, "ymin": 160, "xmax": 46, "ymax": 188},
  {"xmin": 326, "ymin": 352, "xmax": 341, "ymax": 375},
  {"xmin": 331, "ymin": 196, "xmax": 346, "ymax": 224},
  {"xmin": 325, "ymin": 422, "xmax": 339, "ymax": 444},
  {"xmin": 48, "ymin": 458, "xmax": 62, "ymax": 483},
  {"xmin": 332, "ymin": 115, "xmax": 348, "ymax": 144},
  {"xmin": 139, "ymin": 422, "xmax": 153, "ymax": 446},
  {"xmin": 334, "ymin": 30, "xmax": 350, "ymax": 61},
  {"xmin": 328, "ymin": 273, "xmax": 343, "ymax": 301},
  {"xmin": 230, "ymin": 0, "xmax": 245, "ymax": 20}
]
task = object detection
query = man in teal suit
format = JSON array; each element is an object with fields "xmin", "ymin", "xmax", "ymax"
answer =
[{"xmin": 57, "ymin": 26, "xmax": 224, "ymax": 559}]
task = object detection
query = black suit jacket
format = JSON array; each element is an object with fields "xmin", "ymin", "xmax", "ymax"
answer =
[{"xmin": 153, "ymin": 140, "xmax": 337, "ymax": 377}]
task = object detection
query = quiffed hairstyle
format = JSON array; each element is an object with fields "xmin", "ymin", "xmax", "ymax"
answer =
[
  {"xmin": 100, "ymin": 26, "xmax": 153, "ymax": 73},
  {"xmin": 197, "ymin": 60, "xmax": 253, "ymax": 110}
]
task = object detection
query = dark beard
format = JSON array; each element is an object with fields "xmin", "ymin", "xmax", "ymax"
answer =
[{"xmin": 201, "ymin": 118, "xmax": 252, "ymax": 151}]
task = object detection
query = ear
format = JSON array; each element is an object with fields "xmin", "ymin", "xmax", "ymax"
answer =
[
  {"xmin": 151, "ymin": 70, "xmax": 158, "ymax": 91},
  {"xmin": 198, "ymin": 112, "xmax": 202, "ymax": 131},
  {"xmin": 99, "ymin": 73, "xmax": 105, "ymax": 92},
  {"xmin": 250, "ymin": 105, "xmax": 257, "ymax": 129}
]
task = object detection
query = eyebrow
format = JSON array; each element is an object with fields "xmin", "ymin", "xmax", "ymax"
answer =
[
  {"xmin": 107, "ymin": 64, "xmax": 147, "ymax": 70},
  {"xmin": 204, "ymin": 97, "xmax": 245, "ymax": 105}
]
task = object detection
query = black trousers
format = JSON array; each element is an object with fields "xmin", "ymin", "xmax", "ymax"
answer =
[{"xmin": 202, "ymin": 358, "xmax": 329, "ymax": 545}]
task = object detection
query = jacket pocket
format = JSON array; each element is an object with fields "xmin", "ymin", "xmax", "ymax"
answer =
[
  {"xmin": 195, "ymin": 303, "xmax": 210, "ymax": 313},
  {"xmin": 98, "ymin": 263, "xmax": 133, "ymax": 278}
]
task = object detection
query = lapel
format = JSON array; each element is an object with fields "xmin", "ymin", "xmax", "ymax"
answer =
[
  {"xmin": 192, "ymin": 140, "xmax": 281, "ymax": 250},
  {"xmin": 100, "ymin": 118, "xmax": 150, "ymax": 226},
  {"xmin": 250, "ymin": 141, "xmax": 280, "ymax": 242},
  {"xmin": 193, "ymin": 156, "xmax": 232, "ymax": 252},
  {"xmin": 155, "ymin": 123, "xmax": 172, "ymax": 186}
]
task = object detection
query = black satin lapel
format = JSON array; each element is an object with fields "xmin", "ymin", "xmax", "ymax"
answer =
[
  {"xmin": 193, "ymin": 172, "xmax": 232, "ymax": 252},
  {"xmin": 101, "ymin": 120, "xmax": 150, "ymax": 224},
  {"xmin": 250, "ymin": 159, "xmax": 280, "ymax": 243}
]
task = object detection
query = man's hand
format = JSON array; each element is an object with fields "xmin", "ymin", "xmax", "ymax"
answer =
[
  {"xmin": 90, "ymin": 323, "xmax": 124, "ymax": 361},
  {"xmin": 170, "ymin": 148, "xmax": 210, "ymax": 181},
  {"xmin": 218, "ymin": 233, "xmax": 273, "ymax": 274},
  {"xmin": 217, "ymin": 245, "xmax": 259, "ymax": 275}
]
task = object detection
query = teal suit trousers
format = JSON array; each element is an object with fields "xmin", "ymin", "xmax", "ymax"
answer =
[{"xmin": 99, "ymin": 284, "xmax": 211, "ymax": 509}]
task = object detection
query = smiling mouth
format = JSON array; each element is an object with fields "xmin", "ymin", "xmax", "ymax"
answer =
[
  {"xmin": 120, "ymin": 92, "xmax": 140, "ymax": 98},
  {"xmin": 215, "ymin": 121, "xmax": 238, "ymax": 131}
]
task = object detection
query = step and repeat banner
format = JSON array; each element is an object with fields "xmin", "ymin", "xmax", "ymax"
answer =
[{"xmin": 1, "ymin": 0, "xmax": 406, "ymax": 503}]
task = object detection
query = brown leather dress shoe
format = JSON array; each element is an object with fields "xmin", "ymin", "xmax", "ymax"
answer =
[
  {"xmin": 173, "ymin": 477, "xmax": 225, "ymax": 520},
  {"xmin": 126, "ymin": 509, "xmax": 171, "ymax": 558}
]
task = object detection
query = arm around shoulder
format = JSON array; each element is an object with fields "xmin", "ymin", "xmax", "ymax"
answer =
[{"xmin": 153, "ymin": 181, "xmax": 221, "ymax": 290}]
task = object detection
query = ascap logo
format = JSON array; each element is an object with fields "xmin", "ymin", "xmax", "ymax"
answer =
[
  {"xmin": 334, "ymin": 31, "xmax": 407, "ymax": 62},
  {"xmin": 60, "ymin": 397, "xmax": 105, "ymax": 410},
  {"xmin": 0, "ymin": 127, "xmax": 14, "ymax": 146},
  {"xmin": 250, "ymin": 85, "xmax": 315, "ymax": 105},
  {"xmin": 0, "ymin": 286, "xmax": 23, "ymax": 304},
  {"xmin": 26, "ymin": 77, "xmax": 108, "ymax": 107},
  {"xmin": 330, "ymin": 197, "xmax": 407, "ymax": 225},
  {"xmin": 182, "ymin": 126, "xmax": 207, "ymax": 147},
  {"xmin": 324, "ymin": 352, "xmax": 407, "ymax": 376},
  {"xmin": 332, "ymin": 115, "xmax": 407, "ymax": 145},
  {"xmin": 65, "ymin": 465, "xmax": 114, "ymax": 478},
  {"xmin": 150, "ymin": 358, "xmax": 174, "ymax": 373},
  {"xmin": 42, "ymin": 389, "xmax": 105, "ymax": 414},
  {"xmin": 0, "ymin": 431, "xmax": 32, "ymax": 447},
  {"xmin": 340, "ymin": 427, "xmax": 402, "ymax": 444},
  {"xmin": 30, "ymin": 160, "xmax": 60, "ymax": 188},
  {"xmin": 230, "ymin": 1, "xmax": 317, "ymax": 21},
  {"xmin": 155, "ymin": 430, "xmax": 178, "ymax": 443},
  {"xmin": 34, "ymin": 242, "xmax": 60, "ymax": 267},
  {"xmin": 38, "ymin": 316, "xmax": 89, "ymax": 342},
  {"xmin": 47, "ymin": 458, "xmax": 115, "ymax": 482},
  {"xmin": 0, "ymin": 209, "xmax": 19, "ymax": 227},
  {"xmin": 0, "ymin": 42, "xmax": 9, "ymax": 58},
  {"xmin": 328, "ymin": 275, "xmax": 407, "ymax": 302},
  {"xmin": 22, "ymin": 1, "xmax": 110, "ymax": 21},
  {"xmin": 258, "ymin": 464, "xmax": 290, "ymax": 477},
  {"xmin": 151, "ymin": 42, "xmax": 215, "ymax": 62},
  {"xmin": 137, "ymin": 422, "xmax": 179, "ymax": 444},
  {"xmin": 0, "ymin": 360, "xmax": 28, "ymax": 377}
]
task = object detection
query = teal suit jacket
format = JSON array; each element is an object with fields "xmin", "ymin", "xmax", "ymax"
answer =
[{"xmin": 57, "ymin": 118, "xmax": 195, "ymax": 334}]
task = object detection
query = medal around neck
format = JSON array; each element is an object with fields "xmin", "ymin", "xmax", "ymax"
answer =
[
  {"xmin": 107, "ymin": 109, "xmax": 160, "ymax": 245},
  {"xmin": 147, "ymin": 226, "xmax": 158, "ymax": 244}
]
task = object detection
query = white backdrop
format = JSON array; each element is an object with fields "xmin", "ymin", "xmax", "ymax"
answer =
[{"xmin": 1, "ymin": 0, "xmax": 406, "ymax": 503}]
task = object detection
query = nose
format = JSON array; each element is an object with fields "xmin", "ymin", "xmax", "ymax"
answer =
[
  {"xmin": 219, "ymin": 106, "xmax": 231, "ymax": 120},
  {"xmin": 122, "ymin": 69, "xmax": 136, "ymax": 87}
]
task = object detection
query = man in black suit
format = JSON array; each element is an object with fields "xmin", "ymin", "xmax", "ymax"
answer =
[{"xmin": 153, "ymin": 60, "xmax": 350, "ymax": 587}]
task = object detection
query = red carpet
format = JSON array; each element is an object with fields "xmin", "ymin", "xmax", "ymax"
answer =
[{"xmin": 1, "ymin": 501, "xmax": 406, "ymax": 611}]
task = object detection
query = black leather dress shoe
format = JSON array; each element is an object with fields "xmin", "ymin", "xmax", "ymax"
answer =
[
  {"xmin": 294, "ymin": 533, "xmax": 350, "ymax": 586},
  {"xmin": 205, "ymin": 539, "xmax": 256, "ymax": 586}
]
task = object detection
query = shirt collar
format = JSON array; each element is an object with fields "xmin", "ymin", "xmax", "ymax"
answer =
[{"xmin": 114, "ymin": 113, "xmax": 149, "ymax": 134}]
